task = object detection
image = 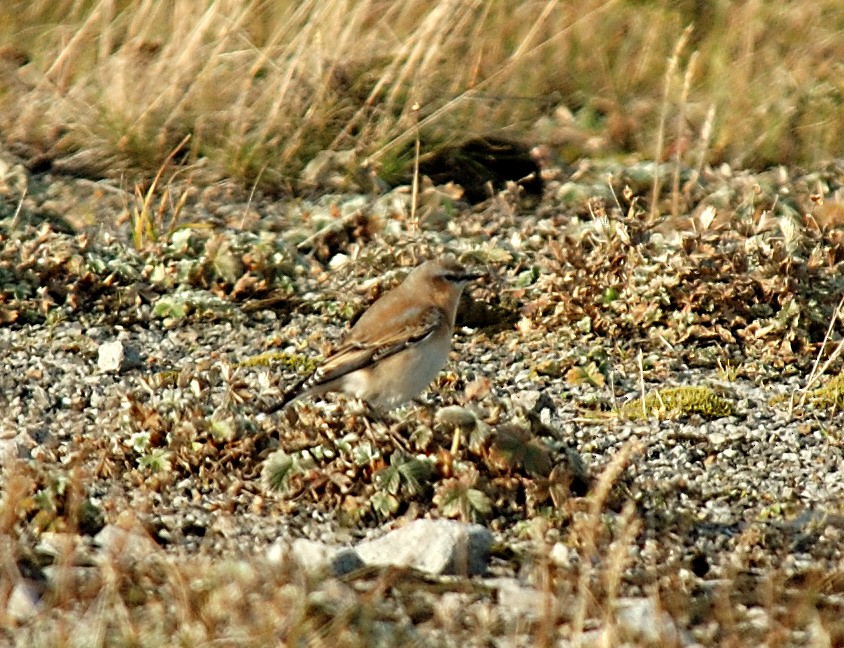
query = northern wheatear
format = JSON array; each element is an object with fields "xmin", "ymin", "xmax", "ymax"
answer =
[{"xmin": 266, "ymin": 258, "xmax": 482, "ymax": 412}]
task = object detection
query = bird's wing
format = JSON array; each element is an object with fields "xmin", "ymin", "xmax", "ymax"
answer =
[
  {"xmin": 314, "ymin": 305, "xmax": 445, "ymax": 384},
  {"xmin": 265, "ymin": 304, "xmax": 444, "ymax": 413}
]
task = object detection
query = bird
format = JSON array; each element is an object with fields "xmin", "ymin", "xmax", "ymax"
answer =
[{"xmin": 266, "ymin": 257, "xmax": 483, "ymax": 412}]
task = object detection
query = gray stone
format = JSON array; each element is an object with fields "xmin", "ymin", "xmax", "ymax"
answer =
[
  {"xmin": 94, "ymin": 523, "xmax": 159, "ymax": 559},
  {"xmin": 267, "ymin": 538, "xmax": 364, "ymax": 576},
  {"xmin": 97, "ymin": 340, "xmax": 142, "ymax": 373},
  {"xmin": 355, "ymin": 519, "xmax": 493, "ymax": 576},
  {"xmin": 613, "ymin": 597, "xmax": 681, "ymax": 645},
  {"xmin": 6, "ymin": 579, "xmax": 45, "ymax": 621},
  {"xmin": 435, "ymin": 405, "xmax": 478, "ymax": 429},
  {"xmin": 488, "ymin": 577, "xmax": 551, "ymax": 620}
]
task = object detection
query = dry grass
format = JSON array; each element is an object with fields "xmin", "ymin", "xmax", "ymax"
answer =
[
  {"xmin": 0, "ymin": 0, "xmax": 841, "ymax": 193},
  {"xmin": 4, "ymin": 443, "xmax": 840, "ymax": 646},
  {"xmin": 1, "ymin": 1, "xmax": 843, "ymax": 644}
]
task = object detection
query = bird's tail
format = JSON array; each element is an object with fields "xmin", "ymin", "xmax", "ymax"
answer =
[{"xmin": 264, "ymin": 374, "xmax": 310, "ymax": 414}]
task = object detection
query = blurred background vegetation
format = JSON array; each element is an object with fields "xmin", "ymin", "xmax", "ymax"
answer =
[{"xmin": 0, "ymin": 0, "xmax": 841, "ymax": 192}]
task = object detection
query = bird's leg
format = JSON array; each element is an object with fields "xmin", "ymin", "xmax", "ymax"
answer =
[
  {"xmin": 409, "ymin": 397, "xmax": 437, "ymax": 423},
  {"xmin": 387, "ymin": 420, "xmax": 413, "ymax": 453},
  {"xmin": 364, "ymin": 405, "xmax": 414, "ymax": 454},
  {"xmin": 348, "ymin": 399, "xmax": 398, "ymax": 449}
]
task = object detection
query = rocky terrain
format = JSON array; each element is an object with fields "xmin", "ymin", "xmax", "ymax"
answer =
[{"xmin": 1, "ymin": 152, "xmax": 843, "ymax": 646}]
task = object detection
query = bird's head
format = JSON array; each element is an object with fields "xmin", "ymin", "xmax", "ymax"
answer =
[{"xmin": 408, "ymin": 257, "xmax": 484, "ymax": 312}]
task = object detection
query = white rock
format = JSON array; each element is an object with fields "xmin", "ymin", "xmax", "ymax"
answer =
[
  {"xmin": 94, "ymin": 523, "xmax": 158, "ymax": 559},
  {"xmin": 6, "ymin": 579, "xmax": 44, "ymax": 621},
  {"xmin": 489, "ymin": 577, "xmax": 550, "ymax": 620},
  {"xmin": 97, "ymin": 340, "xmax": 141, "ymax": 373},
  {"xmin": 613, "ymin": 597, "xmax": 682, "ymax": 644},
  {"xmin": 267, "ymin": 538, "xmax": 363, "ymax": 576},
  {"xmin": 549, "ymin": 542, "xmax": 575, "ymax": 568},
  {"xmin": 355, "ymin": 519, "xmax": 493, "ymax": 576}
]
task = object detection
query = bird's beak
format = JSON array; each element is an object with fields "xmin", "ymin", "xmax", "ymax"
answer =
[{"xmin": 455, "ymin": 269, "xmax": 486, "ymax": 282}]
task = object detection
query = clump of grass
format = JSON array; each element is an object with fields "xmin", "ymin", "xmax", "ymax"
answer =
[
  {"xmin": 0, "ymin": 1, "xmax": 841, "ymax": 192},
  {"xmin": 129, "ymin": 134, "xmax": 193, "ymax": 250},
  {"xmin": 622, "ymin": 385, "xmax": 735, "ymax": 420},
  {"xmin": 798, "ymin": 294, "xmax": 844, "ymax": 412},
  {"xmin": 805, "ymin": 372, "xmax": 844, "ymax": 411}
]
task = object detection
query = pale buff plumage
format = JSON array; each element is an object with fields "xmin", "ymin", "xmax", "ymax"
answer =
[{"xmin": 266, "ymin": 258, "xmax": 482, "ymax": 412}]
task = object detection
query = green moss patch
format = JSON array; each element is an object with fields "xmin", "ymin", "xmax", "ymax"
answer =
[{"xmin": 621, "ymin": 386, "xmax": 735, "ymax": 420}]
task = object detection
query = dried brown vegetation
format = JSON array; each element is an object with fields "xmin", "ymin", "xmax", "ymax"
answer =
[
  {"xmin": 0, "ymin": 0, "xmax": 841, "ymax": 191},
  {"xmin": 2, "ymin": 155, "xmax": 844, "ymax": 644},
  {"xmin": 1, "ymin": 0, "xmax": 844, "ymax": 645}
]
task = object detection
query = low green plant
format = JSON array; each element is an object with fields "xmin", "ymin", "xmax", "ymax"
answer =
[{"xmin": 622, "ymin": 385, "xmax": 735, "ymax": 420}]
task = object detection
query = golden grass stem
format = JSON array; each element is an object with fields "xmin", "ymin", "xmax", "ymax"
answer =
[
  {"xmin": 638, "ymin": 348, "xmax": 647, "ymax": 419},
  {"xmin": 798, "ymin": 293, "xmax": 844, "ymax": 410},
  {"xmin": 649, "ymin": 24, "xmax": 693, "ymax": 224},
  {"xmin": 570, "ymin": 440, "xmax": 643, "ymax": 641},
  {"xmin": 687, "ymin": 103, "xmax": 716, "ymax": 196},
  {"xmin": 671, "ymin": 50, "xmax": 698, "ymax": 217},
  {"xmin": 131, "ymin": 133, "xmax": 191, "ymax": 249},
  {"xmin": 410, "ymin": 102, "xmax": 421, "ymax": 231}
]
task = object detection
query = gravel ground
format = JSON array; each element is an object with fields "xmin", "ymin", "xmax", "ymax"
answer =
[{"xmin": 1, "ymin": 151, "xmax": 843, "ymax": 644}]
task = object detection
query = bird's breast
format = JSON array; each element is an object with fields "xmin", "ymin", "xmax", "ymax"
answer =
[{"xmin": 342, "ymin": 329, "xmax": 453, "ymax": 409}]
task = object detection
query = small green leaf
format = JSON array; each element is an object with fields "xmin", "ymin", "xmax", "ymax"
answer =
[
  {"xmin": 152, "ymin": 295, "xmax": 188, "ymax": 319},
  {"xmin": 263, "ymin": 452, "xmax": 296, "ymax": 492},
  {"xmin": 209, "ymin": 419, "xmax": 236, "ymax": 442},
  {"xmin": 374, "ymin": 464, "xmax": 401, "ymax": 495},
  {"xmin": 138, "ymin": 448, "xmax": 171, "ymax": 472},
  {"xmin": 370, "ymin": 491, "xmax": 400, "ymax": 518}
]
